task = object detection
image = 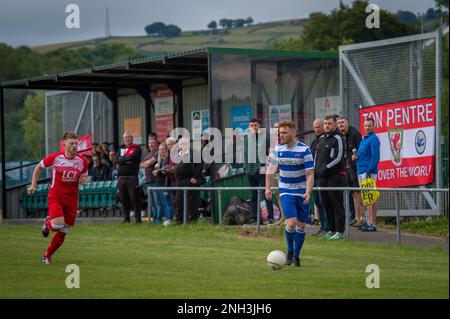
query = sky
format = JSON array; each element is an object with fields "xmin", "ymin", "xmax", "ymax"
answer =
[{"xmin": 0, "ymin": 0, "xmax": 438, "ymax": 47}]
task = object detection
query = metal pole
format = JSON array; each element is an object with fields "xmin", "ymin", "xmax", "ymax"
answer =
[
  {"xmin": 435, "ymin": 30, "xmax": 442, "ymax": 216},
  {"xmin": 0, "ymin": 87, "xmax": 6, "ymax": 220},
  {"xmin": 256, "ymin": 187, "xmax": 261, "ymax": 236},
  {"xmin": 218, "ymin": 189, "xmax": 223, "ymax": 225},
  {"xmin": 183, "ymin": 188, "xmax": 188, "ymax": 224},
  {"xmin": 90, "ymin": 92, "xmax": 95, "ymax": 140},
  {"xmin": 395, "ymin": 190, "xmax": 401, "ymax": 244},
  {"xmin": 339, "ymin": 47, "xmax": 345, "ymax": 118},
  {"xmin": 344, "ymin": 190, "xmax": 350, "ymax": 238},
  {"xmin": 147, "ymin": 187, "xmax": 151, "ymax": 223}
]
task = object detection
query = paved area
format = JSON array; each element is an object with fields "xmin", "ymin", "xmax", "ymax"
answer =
[{"xmin": 306, "ymin": 224, "xmax": 449, "ymax": 251}]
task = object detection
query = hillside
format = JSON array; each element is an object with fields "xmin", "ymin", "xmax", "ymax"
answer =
[{"xmin": 32, "ymin": 19, "xmax": 306, "ymax": 56}]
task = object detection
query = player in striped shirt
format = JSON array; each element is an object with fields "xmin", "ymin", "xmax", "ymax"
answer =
[{"xmin": 265, "ymin": 121, "xmax": 314, "ymax": 267}]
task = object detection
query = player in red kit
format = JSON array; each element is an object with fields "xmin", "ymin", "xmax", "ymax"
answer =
[{"xmin": 28, "ymin": 132, "xmax": 89, "ymax": 265}]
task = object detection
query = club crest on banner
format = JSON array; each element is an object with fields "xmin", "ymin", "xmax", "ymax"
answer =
[{"xmin": 388, "ymin": 128, "xmax": 403, "ymax": 166}]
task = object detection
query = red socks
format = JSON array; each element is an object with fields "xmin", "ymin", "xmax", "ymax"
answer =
[{"xmin": 44, "ymin": 231, "xmax": 66, "ymax": 257}]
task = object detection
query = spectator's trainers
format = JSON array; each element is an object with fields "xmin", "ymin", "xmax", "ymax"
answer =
[
  {"xmin": 361, "ymin": 224, "xmax": 377, "ymax": 232},
  {"xmin": 320, "ymin": 231, "xmax": 334, "ymax": 239},
  {"xmin": 294, "ymin": 257, "xmax": 301, "ymax": 267},
  {"xmin": 41, "ymin": 217, "xmax": 50, "ymax": 238},
  {"xmin": 328, "ymin": 232, "xmax": 344, "ymax": 240},
  {"xmin": 349, "ymin": 219, "xmax": 358, "ymax": 226},
  {"xmin": 41, "ymin": 255, "xmax": 51, "ymax": 265},
  {"xmin": 285, "ymin": 252, "xmax": 294, "ymax": 266},
  {"xmin": 353, "ymin": 220, "xmax": 367, "ymax": 228}
]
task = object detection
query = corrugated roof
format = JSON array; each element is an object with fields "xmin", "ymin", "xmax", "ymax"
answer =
[{"xmin": 0, "ymin": 46, "xmax": 337, "ymax": 90}]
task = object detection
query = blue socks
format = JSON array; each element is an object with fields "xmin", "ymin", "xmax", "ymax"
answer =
[
  {"xmin": 294, "ymin": 226, "xmax": 306, "ymax": 258},
  {"xmin": 285, "ymin": 226, "xmax": 295, "ymax": 255}
]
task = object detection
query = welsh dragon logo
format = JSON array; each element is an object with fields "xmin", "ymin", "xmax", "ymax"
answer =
[{"xmin": 388, "ymin": 128, "xmax": 403, "ymax": 166}]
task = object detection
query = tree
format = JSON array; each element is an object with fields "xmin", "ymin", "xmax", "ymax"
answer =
[
  {"xmin": 160, "ymin": 24, "xmax": 182, "ymax": 37},
  {"xmin": 219, "ymin": 19, "xmax": 233, "ymax": 29},
  {"xmin": 396, "ymin": 10, "xmax": 419, "ymax": 26},
  {"xmin": 207, "ymin": 21, "xmax": 217, "ymax": 30},
  {"xmin": 21, "ymin": 91, "xmax": 45, "ymax": 159},
  {"xmin": 144, "ymin": 22, "xmax": 166, "ymax": 36},
  {"xmin": 271, "ymin": 0, "xmax": 418, "ymax": 52},
  {"xmin": 233, "ymin": 19, "xmax": 247, "ymax": 28},
  {"xmin": 435, "ymin": 0, "xmax": 448, "ymax": 10},
  {"xmin": 246, "ymin": 17, "xmax": 254, "ymax": 25}
]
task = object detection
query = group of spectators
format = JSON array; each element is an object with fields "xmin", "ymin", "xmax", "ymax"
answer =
[
  {"xmin": 310, "ymin": 114, "xmax": 380, "ymax": 238},
  {"xmin": 113, "ymin": 132, "xmax": 206, "ymax": 224},
  {"xmin": 83, "ymin": 142, "xmax": 118, "ymax": 182},
  {"xmin": 85, "ymin": 113, "xmax": 380, "ymax": 230}
]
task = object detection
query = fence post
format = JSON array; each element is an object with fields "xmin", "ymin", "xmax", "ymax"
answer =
[
  {"xmin": 256, "ymin": 187, "xmax": 261, "ymax": 236},
  {"xmin": 147, "ymin": 187, "xmax": 151, "ymax": 223},
  {"xmin": 395, "ymin": 189, "xmax": 401, "ymax": 244},
  {"xmin": 344, "ymin": 189, "xmax": 350, "ymax": 239},
  {"xmin": 183, "ymin": 188, "xmax": 188, "ymax": 225},
  {"xmin": 218, "ymin": 189, "xmax": 223, "ymax": 225}
]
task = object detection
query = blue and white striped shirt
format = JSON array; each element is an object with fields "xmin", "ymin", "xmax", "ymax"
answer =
[{"xmin": 267, "ymin": 141, "xmax": 314, "ymax": 197}]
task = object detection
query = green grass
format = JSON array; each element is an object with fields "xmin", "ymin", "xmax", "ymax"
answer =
[
  {"xmin": 380, "ymin": 217, "xmax": 449, "ymax": 239},
  {"xmin": 32, "ymin": 19, "xmax": 307, "ymax": 56},
  {"xmin": 0, "ymin": 223, "xmax": 447, "ymax": 299}
]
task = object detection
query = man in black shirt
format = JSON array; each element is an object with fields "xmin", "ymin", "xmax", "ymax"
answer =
[
  {"xmin": 91, "ymin": 154, "xmax": 111, "ymax": 181},
  {"xmin": 115, "ymin": 131, "xmax": 142, "ymax": 223},
  {"xmin": 314, "ymin": 115, "xmax": 346, "ymax": 240}
]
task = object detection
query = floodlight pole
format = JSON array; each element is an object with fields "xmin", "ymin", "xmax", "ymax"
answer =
[{"xmin": 435, "ymin": 30, "xmax": 442, "ymax": 215}]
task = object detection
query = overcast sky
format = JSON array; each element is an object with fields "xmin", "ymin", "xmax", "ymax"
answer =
[{"xmin": 0, "ymin": 0, "xmax": 438, "ymax": 47}]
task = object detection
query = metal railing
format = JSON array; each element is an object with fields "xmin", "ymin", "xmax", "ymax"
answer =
[{"xmin": 147, "ymin": 186, "xmax": 449, "ymax": 243}]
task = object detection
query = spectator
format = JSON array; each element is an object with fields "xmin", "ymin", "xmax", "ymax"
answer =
[
  {"xmin": 140, "ymin": 138, "xmax": 163, "ymax": 223},
  {"xmin": 244, "ymin": 118, "xmax": 274, "ymax": 225},
  {"xmin": 91, "ymin": 153, "xmax": 111, "ymax": 181},
  {"xmin": 101, "ymin": 142, "xmax": 112, "ymax": 166},
  {"xmin": 355, "ymin": 118, "xmax": 380, "ymax": 232},
  {"xmin": 165, "ymin": 137, "xmax": 177, "ymax": 185},
  {"xmin": 93, "ymin": 142, "xmax": 111, "ymax": 168},
  {"xmin": 83, "ymin": 154, "xmax": 93, "ymax": 176},
  {"xmin": 116, "ymin": 131, "xmax": 142, "ymax": 223},
  {"xmin": 310, "ymin": 119, "xmax": 329, "ymax": 237},
  {"xmin": 337, "ymin": 117, "xmax": 363, "ymax": 227},
  {"xmin": 148, "ymin": 132, "xmax": 158, "ymax": 142},
  {"xmin": 152, "ymin": 143, "xmax": 174, "ymax": 224},
  {"xmin": 314, "ymin": 115, "xmax": 346, "ymax": 240},
  {"xmin": 174, "ymin": 137, "xmax": 203, "ymax": 223},
  {"xmin": 109, "ymin": 150, "xmax": 119, "ymax": 180}
]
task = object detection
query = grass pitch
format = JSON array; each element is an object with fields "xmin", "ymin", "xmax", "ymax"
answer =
[{"xmin": 0, "ymin": 223, "xmax": 447, "ymax": 299}]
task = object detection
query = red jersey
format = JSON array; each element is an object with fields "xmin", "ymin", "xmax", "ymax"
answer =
[{"xmin": 40, "ymin": 151, "xmax": 88, "ymax": 200}]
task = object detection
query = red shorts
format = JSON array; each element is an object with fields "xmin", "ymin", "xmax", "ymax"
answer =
[{"xmin": 48, "ymin": 197, "xmax": 78, "ymax": 226}]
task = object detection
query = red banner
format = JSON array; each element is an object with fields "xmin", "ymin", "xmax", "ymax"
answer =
[
  {"xmin": 154, "ymin": 88, "xmax": 175, "ymax": 142},
  {"xmin": 359, "ymin": 97, "xmax": 435, "ymax": 188}
]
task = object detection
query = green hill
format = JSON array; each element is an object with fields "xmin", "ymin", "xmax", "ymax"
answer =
[{"xmin": 32, "ymin": 19, "xmax": 306, "ymax": 56}]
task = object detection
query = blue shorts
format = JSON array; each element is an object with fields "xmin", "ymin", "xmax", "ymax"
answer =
[{"xmin": 280, "ymin": 194, "xmax": 309, "ymax": 223}]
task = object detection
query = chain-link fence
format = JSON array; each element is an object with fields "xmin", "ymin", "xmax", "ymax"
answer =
[{"xmin": 339, "ymin": 31, "xmax": 445, "ymax": 216}]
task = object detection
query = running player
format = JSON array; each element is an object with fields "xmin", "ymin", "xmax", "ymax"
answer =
[
  {"xmin": 28, "ymin": 132, "xmax": 89, "ymax": 265},
  {"xmin": 265, "ymin": 121, "xmax": 314, "ymax": 267}
]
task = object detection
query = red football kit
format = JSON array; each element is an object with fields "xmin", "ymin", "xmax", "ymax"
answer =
[{"xmin": 40, "ymin": 151, "xmax": 88, "ymax": 226}]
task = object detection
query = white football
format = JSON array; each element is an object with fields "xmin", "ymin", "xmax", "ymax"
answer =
[{"xmin": 267, "ymin": 250, "xmax": 287, "ymax": 270}]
